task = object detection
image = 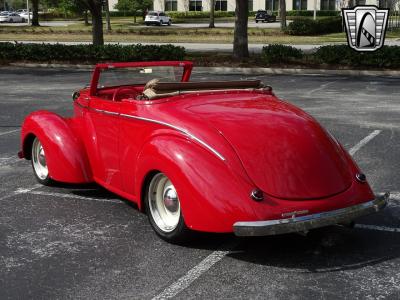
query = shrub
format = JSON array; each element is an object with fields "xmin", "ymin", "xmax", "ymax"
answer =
[
  {"xmin": 261, "ymin": 44, "xmax": 303, "ymax": 64},
  {"xmin": 314, "ymin": 45, "xmax": 400, "ymax": 68},
  {"xmin": 0, "ymin": 43, "xmax": 185, "ymax": 63},
  {"xmin": 285, "ymin": 17, "xmax": 343, "ymax": 35}
]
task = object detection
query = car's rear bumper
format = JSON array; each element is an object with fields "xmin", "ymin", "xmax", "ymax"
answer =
[{"xmin": 233, "ymin": 193, "xmax": 389, "ymax": 236}]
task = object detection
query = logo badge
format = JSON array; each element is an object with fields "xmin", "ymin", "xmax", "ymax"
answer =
[{"xmin": 342, "ymin": 6, "xmax": 389, "ymax": 52}]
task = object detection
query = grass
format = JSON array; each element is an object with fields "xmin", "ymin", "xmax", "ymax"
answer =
[{"xmin": 0, "ymin": 18, "xmax": 399, "ymax": 45}]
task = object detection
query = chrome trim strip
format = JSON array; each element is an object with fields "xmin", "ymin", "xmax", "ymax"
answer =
[
  {"xmin": 72, "ymin": 103, "xmax": 225, "ymax": 161},
  {"xmin": 233, "ymin": 193, "xmax": 389, "ymax": 236},
  {"xmin": 119, "ymin": 113, "xmax": 226, "ymax": 161},
  {"xmin": 92, "ymin": 108, "xmax": 119, "ymax": 116}
]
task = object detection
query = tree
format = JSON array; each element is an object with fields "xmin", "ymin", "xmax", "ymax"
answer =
[
  {"xmin": 77, "ymin": 0, "xmax": 104, "ymax": 45},
  {"xmin": 233, "ymin": 0, "xmax": 249, "ymax": 59},
  {"xmin": 209, "ymin": 0, "xmax": 215, "ymax": 28},
  {"xmin": 279, "ymin": 0, "xmax": 286, "ymax": 30},
  {"xmin": 31, "ymin": 0, "xmax": 40, "ymax": 26},
  {"xmin": 114, "ymin": 0, "xmax": 152, "ymax": 23}
]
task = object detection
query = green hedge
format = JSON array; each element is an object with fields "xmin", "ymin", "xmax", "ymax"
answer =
[
  {"xmin": 314, "ymin": 45, "xmax": 400, "ymax": 68},
  {"xmin": 0, "ymin": 43, "xmax": 185, "ymax": 62},
  {"xmin": 285, "ymin": 17, "xmax": 342, "ymax": 35},
  {"xmin": 261, "ymin": 44, "xmax": 303, "ymax": 64}
]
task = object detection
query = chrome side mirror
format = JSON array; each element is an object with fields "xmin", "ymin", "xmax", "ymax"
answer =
[{"xmin": 72, "ymin": 91, "xmax": 80, "ymax": 101}]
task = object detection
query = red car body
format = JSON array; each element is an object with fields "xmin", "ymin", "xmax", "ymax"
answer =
[{"xmin": 19, "ymin": 61, "xmax": 387, "ymax": 238}]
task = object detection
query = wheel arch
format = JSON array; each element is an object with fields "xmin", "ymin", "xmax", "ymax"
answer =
[
  {"xmin": 20, "ymin": 111, "xmax": 93, "ymax": 184},
  {"xmin": 134, "ymin": 134, "xmax": 257, "ymax": 233}
]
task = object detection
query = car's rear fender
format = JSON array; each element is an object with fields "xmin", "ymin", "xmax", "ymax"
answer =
[
  {"xmin": 20, "ymin": 111, "xmax": 92, "ymax": 183},
  {"xmin": 135, "ymin": 135, "xmax": 259, "ymax": 233}
]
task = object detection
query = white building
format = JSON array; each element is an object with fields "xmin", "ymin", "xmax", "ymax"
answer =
[
  {"xmin": 109, "ymin": 0, "xmax": 379, "ymax": 13},
  {"xmin": 152, "ymin": 0, "xmax": 358, "ymax": 12}
]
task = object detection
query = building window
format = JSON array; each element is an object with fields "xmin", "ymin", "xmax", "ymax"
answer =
[
  {"xmin": 215, "ymin": 0, "xmax": 227, "ymax": 11},
  {"xmin": 248, "ymin": 0, "xmax": 253, "ymax": 11},
  {"xmin": 293, "ymin": 0, "xmax": 307, "ymax": 10},
  {"xmin": 265, "ymin": 0, "xmax": 279, "ymax": 11},
  {"xmin": 320, "ymin": 0, "xmax": 336, "ymax": 10},
  {"xmin": 189, "ymin": 0, "xmax": 202, "ymax": 11},
  {"xmin": 165, "ymin": 0, "xmax": 177, "ymax": 11}
]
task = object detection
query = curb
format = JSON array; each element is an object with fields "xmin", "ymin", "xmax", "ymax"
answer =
[
  {"xmin": 195, "ymin": 67, "xmax": 400, "ymax": 77},
  {"xmin": 8, "ymin": 62, "xmax": 400, "ymax": 77}
]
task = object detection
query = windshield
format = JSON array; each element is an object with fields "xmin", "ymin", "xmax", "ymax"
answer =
[
  {"xmin": 98, "ymin": 66, "xmax": 184, "ymax": 89},
  {"xmin": 148, "ymin": 12, "xmax": 158, "ymax": 16}
]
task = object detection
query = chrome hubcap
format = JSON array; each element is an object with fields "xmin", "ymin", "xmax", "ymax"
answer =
[
  {"xmin": 148, "ymin": 173, "xmax": 180, "ymax": 232},
  {"xmin": 32, "ymin": 138, "xmax": 48, "ymax": 180}
]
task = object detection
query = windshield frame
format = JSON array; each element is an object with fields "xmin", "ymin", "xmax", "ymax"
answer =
[{"xmin": 89, "ymin": 61, "xmax": 193, "ymax": 96}]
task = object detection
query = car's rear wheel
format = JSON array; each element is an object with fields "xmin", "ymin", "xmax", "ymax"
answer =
[
  {"xmin": 168, "ymin": 20, "xmax": 171, "ymax": 26},
  {"xmin": 9, "ymin": 18, "xmax": 13, "ymax": 23},
  {"xmin": 31, "ymin": 137, "xmax": 52, "ymax": 185},
  {"xmin": 145, "ymin": 172, "xmax": 189, "ymax": 242},
  {"xmin": 159, "ymin": 20, "xmax": 163, "ymax": 26}
]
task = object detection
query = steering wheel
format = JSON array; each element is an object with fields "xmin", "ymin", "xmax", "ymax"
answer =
[{"xmin": 112, "ymin": 87, "xmax": 138, "ymax": 102}]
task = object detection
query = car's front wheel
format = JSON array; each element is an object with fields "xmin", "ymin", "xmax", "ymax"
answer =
[
  {"xmin": 31, "ymin": 137, "xmax": 52, "ymax": 185},
  {"xmin": 145, "ymin": 172, "xmax": 189, "ymax": 242}
]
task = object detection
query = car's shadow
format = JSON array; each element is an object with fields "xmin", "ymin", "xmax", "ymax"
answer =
[
  {"xmin": 226, "ymin": 226, "xmax": 399, "ymax": 273},
  {"xmin": 49, "ymin": 183, "xmax": 399, "ymax": 272}
]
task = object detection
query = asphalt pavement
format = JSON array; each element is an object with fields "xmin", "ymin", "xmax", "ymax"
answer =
[{"xmin": 0, "ymin": 67, "xmax": 399, "ymax": 299}]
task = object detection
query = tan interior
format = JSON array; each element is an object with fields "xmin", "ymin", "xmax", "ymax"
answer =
[{"xmin": 140, "ymin": 79, "xmax": 266, "ymax": 100}]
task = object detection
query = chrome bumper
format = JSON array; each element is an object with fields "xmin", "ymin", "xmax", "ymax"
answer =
[{"xmin": 233, "ymin": 193, "xmax": 389, "ymax": 237}]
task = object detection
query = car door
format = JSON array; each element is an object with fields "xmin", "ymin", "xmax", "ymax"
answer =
[{"xmin": 87, "ymin": 96, "xmax": 122, "ymax": 190}]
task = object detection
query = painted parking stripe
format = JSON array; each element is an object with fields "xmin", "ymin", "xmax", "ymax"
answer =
[
  {"xmin": 0, "ymin": 184, "xmax": 42, "ymax": 201},
  {"xmin": 151, "ymin": 129, "xmax": 386, "ymax": 299},
  {"xmin": 390, "ymin": 192, "xmax": 400, "ymax": 201},
  {"xmin": 0, "ymin": 129, "xmax": 19, "ymax": 136},
  {"xmin": 28, "ymin": 190, "xmax": 122, "ymax": 204},
  {"xmin": 355, "ymin": 224, "xmax": 400, "ymax": 233},
  {"xmin": 152, "ymin": 241, "xmax": 239, "ymax": 300},
  {"xmin": 349, "ymin": 130, "xmax": 381, "ymax": 156},
  {"xmin": 0, "ymin": 157, "xmax": 21, "ymax": 167}
]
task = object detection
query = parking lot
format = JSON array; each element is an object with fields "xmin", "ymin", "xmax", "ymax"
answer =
[{"xmin": 0, "ymin": 67, "xmax": 399, "ymax": 299}]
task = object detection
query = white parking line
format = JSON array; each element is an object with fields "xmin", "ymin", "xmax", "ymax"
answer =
[
  {"xmin": 0, "ymin": 129, "xmax": 19, "ymax": 136},
  {"xmin": 28, "ymin": 190, "xmax": 122, "ymax": 204},
  {"xmin": 349, "ymin": 130, "xmax": 381, "ymax": 156},
  {"xmin": 0, "ymin": 184, "xmax": 42, "ymax": 201},
  {"xmin": 0, "ymin": 157, "xmax": 21, "ymax": 167},
  {"xmin": 152, "ymin": 242, "xmax": 239, "ymax": 300},
  {"xmin": 390, "ymin": 192, "xmax": 400, "ymax": 201},
  {"xmin": 355, "ymin": 224, "xmax": 400, "ymax": 233}
]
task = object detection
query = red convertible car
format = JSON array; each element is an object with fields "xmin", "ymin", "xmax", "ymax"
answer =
[{"xmin": 19, "ymin": 61, "xmax": 388, "ymax": 242}]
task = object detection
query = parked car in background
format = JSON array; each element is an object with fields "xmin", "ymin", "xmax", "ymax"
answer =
[
  {"xmin": 18, "ymin": 11, "xmax": 32, "ymax": 22},
  {"xmin": 255, "ymin": 10, "xmax": 276, "ymax": 23},
  {"xmin": 0, "ymin": 12, "xmax": 24, "ymax": 23},
  {"xmin": 145, "ymin": 11, "xmax": 171, "ymax": 26}
]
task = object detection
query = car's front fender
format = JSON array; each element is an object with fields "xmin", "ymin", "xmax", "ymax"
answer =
[
  {"xmin": 134, "ymin": 134, "xmax": 258, "ymax": 233},
  {"xmin": 20, "ymin": 111, "xmax": 92, "ymax": 183}
]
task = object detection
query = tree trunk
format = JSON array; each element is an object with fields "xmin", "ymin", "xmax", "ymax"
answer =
[
  {"xmin": 105, "ymin": 0, "xmax": 111, "ymax": 31},
  {"xmin": 31, "ymin": 0, "xmax": 39, "ymax": 26},
  {"xmin": 84, "ymin": 10, "xmax": 89, "ymax": 26},
  {"xmin": 280, "ymin": 0, "xmax": 286, "ymax": 30},
  {"xmin": 92, "ymin": 4, "xmax": 104, "ymax": 46},
  {"xmin": 233, "ymin": 0, "xmax": 249, "ymax": 59},
  {"xmin": 209, "ymin": 0, "xmax": 215, "ymax": 28}
]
